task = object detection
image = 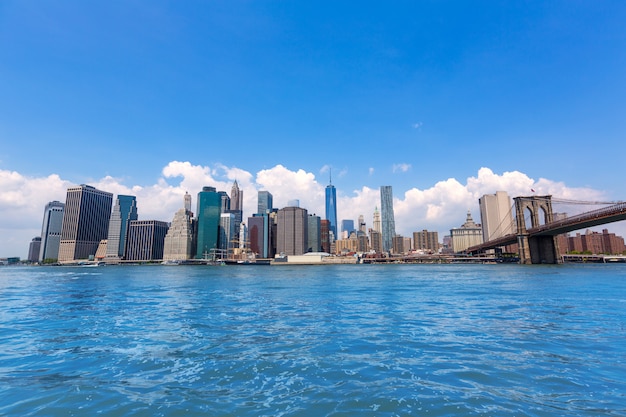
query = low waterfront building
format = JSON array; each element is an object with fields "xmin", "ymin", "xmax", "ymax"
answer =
[
  {"xmin": 413, "ymin": 230, "xmax": 439, "ymax": 252},
  {"xmin": 450, "ymin": 211, "xmax": 483, "ymax": 253}
]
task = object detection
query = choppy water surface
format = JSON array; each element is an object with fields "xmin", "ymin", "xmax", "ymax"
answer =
[{"xmin": 1, "ymin": 264, "xmax": 625, "ymax": 416}]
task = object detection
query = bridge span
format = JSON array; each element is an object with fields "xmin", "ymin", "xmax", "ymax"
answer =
[{"xmin": 466, "ymin": 197, "xmax": 626, "ymax": 264}]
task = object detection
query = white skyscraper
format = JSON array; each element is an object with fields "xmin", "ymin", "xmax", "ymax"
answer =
[
  {"xmin": 479, "ymin": 191, "xmax": 514, "ymax": 242},
  {"xmin": 184, "ymin": 191, "xmax": 192, "ymax": 213},
  {"xmin": 373, "ymin": 207, "xmax": 381, "ymax": 233}
]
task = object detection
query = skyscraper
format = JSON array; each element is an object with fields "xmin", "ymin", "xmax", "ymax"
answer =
[
  {"xmin": 230, "ymin": 180, "xmax": 243, "ymax": 211},
  {"xmin": 28, "ymin": 237, "xmax": 42, "ymax": 262},
  {"xmin": 196, "ymin": 186, "xmax": 221, "ymax": 259},
  {"xmin": 58, "ymin": 185, "xmax": 113, "ymax": 262},
  {"xmin": 277, "ymin": 206, "xmax": 308, "ymax": 256},
  {"xmin": 308, "ymin": 214, "xmax": 321, "ymax": 252},
  {"xmin": 380, "ymin": 186, "xmax": 396, "ymax": 253},
  {"xmin": 105, "ymin": 195, "xmax": 138, "ymax": 259},
  {"xmin": 38, "ymin": 200, "xmax": 65, "ymax": 262},
  {"xmin": 125, "ymin": 220, "xmax": 169, "ymax": 261},
  {"xmin": 479, "ymin": 191, "xmax": 514, "ymax": 242},
  {"xmin": 163, "ymin": 208, "xmax": 195, "ymax": 261},
  {"xmin": 320, "ymin": 219, "xmax": 330, "ymax": 253},
  {"xmin": 341, "ymin": 219, "xmax": 355, "ymax": 239},
  {"xmin": 184, "ymin": 191, "xmax": 192, "ymax": 213},
  {"xmin": 358, "ymin": 214, "xmax": 366, "ymax": 234},
  {"xmin": 225, "ymin": 180, "xmax": 243, "ymax": 243},
  {"xmin": 258, "ymin": 191, "xmax": 273, "ymax": 214},
  {"xmin": 325, "ymin": 180, "xmax": 337, "ymax": 240},
  {"xmin": 372, "ymin": 207, "xmax": 381, "ymax": 233},
  {"xmin": 219, "ymin": 212, "xmax": 236, "ymax": 253}
]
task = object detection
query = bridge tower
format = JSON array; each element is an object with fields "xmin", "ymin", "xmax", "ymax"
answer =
[{"xmin": 514, "ymin": 195, "xmax": 560, "ymax": 264}]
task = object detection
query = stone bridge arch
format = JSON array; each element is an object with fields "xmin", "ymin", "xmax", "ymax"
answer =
[{"xmin": 513, "ymin": 196, "xmax": 559, "ymax": 264}]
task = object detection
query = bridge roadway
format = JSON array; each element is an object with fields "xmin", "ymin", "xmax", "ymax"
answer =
[{"xmin": 467, "ymin": 201, "xmax": 626, "ymax": 254}]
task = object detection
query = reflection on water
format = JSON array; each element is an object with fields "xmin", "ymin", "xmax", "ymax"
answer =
[{"xmin": 1, "ymin": 264, "xmax": 625, "ymax": 416}]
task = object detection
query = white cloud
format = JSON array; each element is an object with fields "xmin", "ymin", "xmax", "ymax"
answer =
[
  {"xmin": 1, "ymin": 164, "xmax": 623, "ymax": 259},
  {"xmin": 392, "ymin": 163, "xmax": 411, "ymax": 173}
]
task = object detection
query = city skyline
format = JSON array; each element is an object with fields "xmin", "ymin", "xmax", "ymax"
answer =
[{"xmin": 2, "ymin": 2, "xmax": 626, "ymax": 257}]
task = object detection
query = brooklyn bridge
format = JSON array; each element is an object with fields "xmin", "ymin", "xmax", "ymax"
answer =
[{"xmin": 466, "ymin": 196, "xmax": 626, "ymax": 264}]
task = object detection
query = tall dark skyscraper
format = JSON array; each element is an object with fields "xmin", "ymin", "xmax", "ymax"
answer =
[
  {"xmin": 325, "ymin": 174, "xmax": 337, "ymax": 240},
  {"xmin": 58, "ymin": 184, "xmax": 113, "ymax": 262},
  {"xmin": 39, "ymin": 200, "xmax": 65, "ymax": 262},
  {"xmin": 380, "ymin": 185, "xmax": 396, "ymax": 253},
  {"xmin": 105, "ymin": 195, "xmax": 138, "ymax": 259},
  {"xmin": 196, "ymin": 186, "xmax": 221, "ymax": 259},
  {"xmin": 277, "ymin": 206, "xmax": 308, "ymax": 256}
]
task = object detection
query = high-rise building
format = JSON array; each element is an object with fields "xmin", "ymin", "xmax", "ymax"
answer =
[
  {"xmin": 163, "ymin": 208, "xmax": 195, "ymax": 261},
  {"xmin": 230, "ymin": 180, "xmax": 243, "ymax": 211},
  {"xmin": 184, "ymin": 191, "xmax": 192, "ymax": 214},
  {"xmin": 39, "ymin": 200, "xmax": 65, "ymax": 262},
  {"xmin": 341, "ymin": 219, "xmax": 355, "ymax": 239},
  {"xmin": 369, "ymin": 229, "xmax": 383, "ymax": 254},
  {"xmin": 372, "ymin": 207, "xmax": 381, "ymax": 233},
  {"xmin": 218, "ymin": 191, "xmax": 231, "ymax": 212},
  {"xmin": 277, "ymin": 206, "xmax": 308, "ymax": 256},
  {"xmin": 358, "ymin": 214, "xmax": 366, "ymax": 234},
  {"xmin": 479, "ymin": 191, "xmax": 514, "ymax": 242},
  {"xmin": 105, "ymin": 195, "xmax": 138, "ymax": 259},
  {"xmin": 196, "ymin": 186, "xmax": 221, "ymax": 259},
  {"xmin": 320, "ymin": 219, "xmax": 331, "ymax": 253},
  {"xmin": 28, "ymin": 237, "xmax": 42, "ymax": 262},
  {"xmin": 450, "ymin": 211, "xmax": 483, "ymax": 253},
  {"xmin": 249, "ymin": 214, "xmax": 273, "ymax": 258},
  {"xmin": 392, "ymin": 235, "xmax": 406, "ymax": 255},
  {"xmin": 228, "ymin": 180, "xmax": 244, "ymax": 242},
  {"xmin": 325, "ymin": 180, "xmax": 338, "ymax": 240},
  {"xmin": 125, "ymin": 220, "xmax": 169, "ymax": 261},
  {"xmin": 413, "ymin": 230, "xmax": 439, "ymax": 252},
  {"xmin": 380, "ymin": 186, "xmax": 396, "ymax": 253},
  {"xmin": 58, "ymin": 185, "xmax": 113, "ymax": 262},
  {"xmin": 307, "ymin": 214, "xmax": 321, "ymax": 252},
  {"xmin": 219, "ymin": 212, "xmax": 236, "ymax": 253},
  {"xmin": 258, "ymin": 191, "xmax": 273, "ymax": 214}
]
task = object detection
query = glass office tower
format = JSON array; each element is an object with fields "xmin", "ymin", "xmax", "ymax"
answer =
[
  {"xmin": 196, "ymin": 186, "xmax": 221, "ymax": 259},
  {"xmin": 325, "ymin": 183, "xmax": 337, "ymax": 240},
  {"xmin": 380, "ymin": 185, "xmax": 396, "ymax": 253},
  {"xmin": 105, "ymin": 195, "xmax": 138, "ymax": 259}
]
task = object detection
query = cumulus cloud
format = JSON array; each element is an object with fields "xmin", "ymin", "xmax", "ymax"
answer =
[{"xmin": 0, "ymin": 164, "xmax": 622, "ymax": 258}]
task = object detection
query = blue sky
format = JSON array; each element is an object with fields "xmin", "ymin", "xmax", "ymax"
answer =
[{"xmin": 1, "ymin": 1, "xmax": 625, "ymax": 258}]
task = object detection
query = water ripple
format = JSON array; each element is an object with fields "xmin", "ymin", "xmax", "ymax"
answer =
[{"xmin": 1, "ymin": 264, "xmax": 625, "ymax": 416}]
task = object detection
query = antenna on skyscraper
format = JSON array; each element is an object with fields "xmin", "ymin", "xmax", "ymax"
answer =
[{"xmin": 329, "ymin": 168, "xmax": 332, "ymax": 185}]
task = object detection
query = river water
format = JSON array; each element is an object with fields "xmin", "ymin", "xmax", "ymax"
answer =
[{"xmin": 1, "ymin": 263, "xmax": 625, "ymax": 416}]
